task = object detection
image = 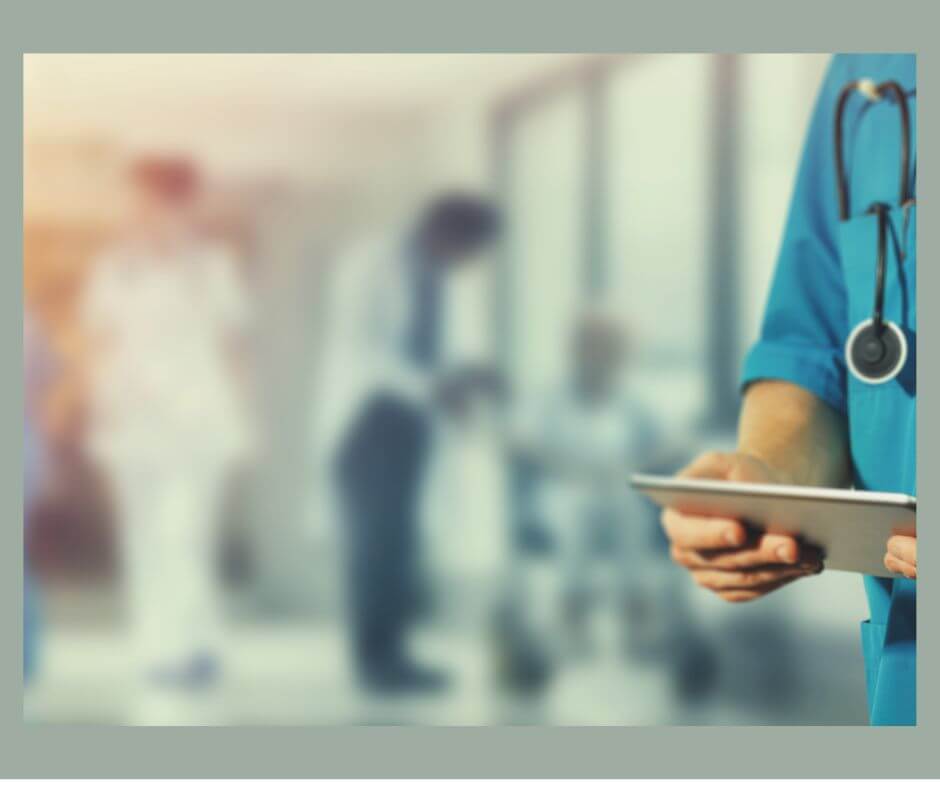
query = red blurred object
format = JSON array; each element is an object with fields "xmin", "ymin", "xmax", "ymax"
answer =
[{"xmin": 130, "ymin": 155, "xmax": 199, "ymax": 202}]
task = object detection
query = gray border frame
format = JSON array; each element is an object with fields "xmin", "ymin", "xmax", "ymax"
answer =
[{"xmin": 6, "ymin": 0, "xmax": 937, "ymax": 778}]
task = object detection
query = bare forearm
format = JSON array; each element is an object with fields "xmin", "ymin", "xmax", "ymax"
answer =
[{"xmin": 737, "ymin": 380, "xmax": 852, "ymax": 488}]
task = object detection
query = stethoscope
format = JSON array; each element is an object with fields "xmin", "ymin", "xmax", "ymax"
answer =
[{"xmin": 834, "ymin": 78, "xmax": 915, "ymax": 385}]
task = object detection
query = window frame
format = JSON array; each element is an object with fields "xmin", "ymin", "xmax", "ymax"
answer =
[{"xmin": 489, "ymin": 54, "xmax": 742, "ymax": 430}]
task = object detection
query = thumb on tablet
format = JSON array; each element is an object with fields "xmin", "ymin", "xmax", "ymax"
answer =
[
  {"xmin": 679, "ymin": 451, "xmax": 777, "ymax": 484},
  {"xmin": 679, "ymin": 451, "xmax": 736, "ymax": 480},
  {"xmin": 727, "ymin": 453, "xmax": 780, "ymax": 484}
]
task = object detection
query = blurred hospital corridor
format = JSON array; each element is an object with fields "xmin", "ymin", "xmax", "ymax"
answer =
[{"xmin": 24, "ymin": 53, "xmax": 872, "ymax": 726}]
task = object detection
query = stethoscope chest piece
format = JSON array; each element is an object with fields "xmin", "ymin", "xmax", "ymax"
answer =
[{"xmin": 845, "ymin": 318, "xmax": 908, "ymax": 385}]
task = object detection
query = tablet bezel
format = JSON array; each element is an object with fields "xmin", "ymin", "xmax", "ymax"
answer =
[{"xmin": 630, "ymin": 473, "xmax": 916, "ymax": 511}]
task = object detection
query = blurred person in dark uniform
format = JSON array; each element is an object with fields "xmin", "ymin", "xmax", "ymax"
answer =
[{"xmin": 314, "ymin": 194, "xmax": 500, "ymax": 692}]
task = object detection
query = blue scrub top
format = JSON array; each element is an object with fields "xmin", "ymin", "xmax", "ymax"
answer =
[{"xmin": 741, "ymin": 54, "xmax": 916, "ymax": 726}]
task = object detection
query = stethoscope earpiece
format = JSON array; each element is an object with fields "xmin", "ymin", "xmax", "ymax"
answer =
[{"xmin": 845, "ymin": 318, "xmax": 908, "ymax": 385}]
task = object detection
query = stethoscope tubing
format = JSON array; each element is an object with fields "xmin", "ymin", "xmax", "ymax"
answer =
[{"xmin": 834, "ymin": 79, "xmax": 913, "ymax": 222}]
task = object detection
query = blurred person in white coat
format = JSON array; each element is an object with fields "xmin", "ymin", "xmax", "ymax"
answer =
[
  {"xmin": 80, "ymin": 158, "xmax": 253, "ymax": 721},
  {"xmin": 313, "ymin": 194, "xmax": 500, "ymax": 692}
]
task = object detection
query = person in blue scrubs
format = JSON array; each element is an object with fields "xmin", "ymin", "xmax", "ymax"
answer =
[
  {"xmin": 659, "ymin": 54, "xmax": 916, "ymax": 725},
  {"xmin": 24, "ymin": 308, "xmax": 56, "ymax": 685}
]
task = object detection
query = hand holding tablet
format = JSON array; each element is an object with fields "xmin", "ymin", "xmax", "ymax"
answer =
[{"xmin": 633, "ymin": 452, "xmax": 915, "ymax": 601}]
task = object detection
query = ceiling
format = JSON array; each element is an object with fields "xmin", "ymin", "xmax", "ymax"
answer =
[
  {"xmin": 25, "ymin": 54, "xmax": 590, "ymax": 113},
  {"xmin": 24, "ymin": 54, "xmax": 596, "ymax": 182}
]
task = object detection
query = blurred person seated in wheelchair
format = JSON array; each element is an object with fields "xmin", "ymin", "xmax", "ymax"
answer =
[{"xmin": 497, "ymin": 308, "xmax": 716, "ymax": 699}]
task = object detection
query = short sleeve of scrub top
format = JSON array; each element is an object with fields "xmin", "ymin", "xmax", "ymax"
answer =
[
  {"xmin": 741, "ymin": 54, "xmax": 916, "ymax": 727},
  {"xmin": 741, "ymin": 56, "xmax": 851, "ymax": 413}
]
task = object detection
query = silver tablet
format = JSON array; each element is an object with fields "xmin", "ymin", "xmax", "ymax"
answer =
[{"xmin": 630, "ymin": 473, "xmax": 916, "ymax": 578}]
